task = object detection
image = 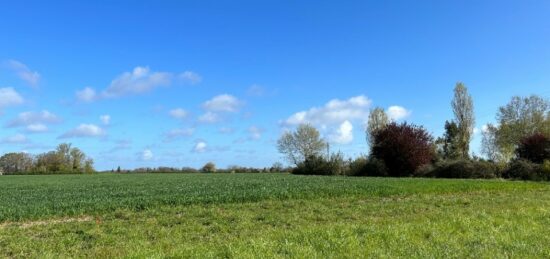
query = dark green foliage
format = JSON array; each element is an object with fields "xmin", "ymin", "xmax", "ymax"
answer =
[
  {"xmin": 371, "ymin": 122, "xmax": 435, "ymax": 177},
  {"xmin": 348, "ymin": 157, "xmax": 388, "ymax": 177},
  {"xmin": 293, "ymin": 153, "xmax": 346, "ymax": 176},
  {"xmin": 436, "ymin": 120, "xmax": 461, "ymax": 160},
  {"xmin": 504, "ymin": 159, "xmax": 546, "ymax": 181},
  {"xmin": 516, "ymin": 133, "xmax": 550, "ymax": 164},
  {"xmin": 416, "ymin": 159, "xmax": 501, "ymax": 179}
]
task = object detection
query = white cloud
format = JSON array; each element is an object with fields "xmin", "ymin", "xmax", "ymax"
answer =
[
  {"xmin": 203, "ymin": 94, "xmax": 242, "ymax": 113},
  {"xmin": 141, "ymin": 149, "xmax": 154, "ymax": 161},
  {"xmin": 165, "ymin": 128, "xmax": 194, "ymax": 140},
  {"xmin": 193, "ymin": 141, "xmax": 208, "ymax": 153},
  {"xmin": 102, "ymin": 66, "xmax": 172, "ymax": 98},
  {"xmin": 5, "ymin": 60, "xmax": 40, "ymax": 86},
  {"xmin": 198, "ymin": 111, "xmax": 221, "ymax": 123},
  {"xmin": 6, "ymin": 110, "xmax": 61, "ymax": 128},
  {"xmin": 76, "ymin": 87, "xmax": 97, "ymax": 102},
  {"xmin": 248, "ymin": 126, "xmax": 263, "ymax": 140},
  {"xmin": 179, "ymin": 71, "xmax": 202, "ymax": 84},
  {"xmin": 26, "ymin": 123, "xmax": 48, "ymax": 133},
  {"xmin": 1, "ymin": 133, "xmax": 28, "ymax": 144},
  {"xmin": 330, "ymin": 120, "xmax": 354, "ymax": 144},
  {"xmin": 59, "ymin": 124, "xmax": 105, "ymax": 138},
  {"xmin": 283, "ymin": 95, "xmax": 372, "ymax": 126},
  {"xmin": 0, "ymin": 87, "xmax": 24, "ymax": 109},
  {"xmin": 387, "ymin": 106, "xmax": 412, "ymax": 121},
  {"xmin": 169, "ymin": 108, "xmax": 189, "ymax": 119},
  {"xmin": 100, "ymin": 115, "xmax": 111, "ymax": 125}
]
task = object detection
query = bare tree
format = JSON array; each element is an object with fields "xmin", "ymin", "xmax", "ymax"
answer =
[
  {"xmin": 451, "ymin": 82, "xmax": 475, "ymax": 158},
  {"xmin": 366, "ymin": 107, "xmax": 389, "ymax": 148},
  {"xmin": 277, "ymin": 124, "xmax": 327, "ymax": 165}
]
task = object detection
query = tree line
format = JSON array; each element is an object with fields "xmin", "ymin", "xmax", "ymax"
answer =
[
  {"xmin": 278, "ymin": 82, "xmax": 550, "ymax": 180},
  {"xmin": 0, "ymin": 143, "xmax": 94, "ymax": 175}
]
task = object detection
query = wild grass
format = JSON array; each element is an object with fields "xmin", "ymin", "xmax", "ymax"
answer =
[
  {"xmin": 0, "ymin": 173, "xmax": 545, "ymax": 221},
  {"xmin": 1, "ymin": 173, "xmax": 549, "ymax": 257}
]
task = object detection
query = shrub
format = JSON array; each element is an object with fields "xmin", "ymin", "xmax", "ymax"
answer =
[
  {"xmin": 516, "ymin": 133, "xmax": 550, "ymax": 164},
  {"xmin": 418, "ymin": 159, "xmax": 500, "ymax": 179},
  {"xmin": 201, "ymin": 162, "xmax": 217, "ymax": 173},
  {"xmin": 348, "ymin": 157, "xmax": 388, "ymax": 177},
  {"xmin": 504, "ymin": 159, "xmax": 544, "ymax": 181},
  {"xmin": 292, "ymin": 153, "xmax": 346, "ymax": 176},
  {"xmin": 347, "ymin": 157, "xmax": 369, "ymax": 176},
  {"xmin": 371, "ymin": 122, "xmax": 435, "ymax": 177}
]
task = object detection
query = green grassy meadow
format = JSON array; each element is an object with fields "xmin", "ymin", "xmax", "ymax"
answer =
[{"xmin": 1, "ymin": 173, "xmax": 549, "ymax": 257}]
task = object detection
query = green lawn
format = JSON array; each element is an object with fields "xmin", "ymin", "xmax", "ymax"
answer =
[{"xmin": 1, "ymin": 173, "xmax": 549, "ymax": 257}]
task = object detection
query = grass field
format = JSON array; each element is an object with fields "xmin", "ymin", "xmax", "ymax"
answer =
[{"xmin": 1, "ymin": 173, "xmax": 549, "ymax": 257}]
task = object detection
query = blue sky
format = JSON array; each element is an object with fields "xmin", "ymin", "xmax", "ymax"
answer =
[{"xmin": 1, "ymin": 1, "xmax": 549, "ymax": 170}]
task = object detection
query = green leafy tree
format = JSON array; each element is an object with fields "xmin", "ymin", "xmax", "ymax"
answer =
[
  {"xmin": 436, "ymin": 120, "xmax": 461, "ymax": 160},
  {"xmin": 277, "ymin": 124, "xmax": 327, "ymax": 165},
  {"xmin": 451, "ymin": 82, "xmax": 475, "ymax": 158},
  {"xmin": 482, "ymin": 95, "xmax": 550, "ymax": 162},
  {"xmin": 366, "ymin": 107, "xmax": 389, "ymax": 149}
]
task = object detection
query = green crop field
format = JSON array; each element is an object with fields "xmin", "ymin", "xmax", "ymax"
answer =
[{"xmin": 1, "ymin": 173, "xmax": 549, "ymax": 257}]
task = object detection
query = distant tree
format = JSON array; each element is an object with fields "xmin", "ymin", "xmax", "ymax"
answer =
[
  {"xmin": 482, "ymin": 95, "xmax": 550, "ymax": 161},
  {"xmin": 366, "ymin": 107, "xmax": 389, "ymax": 148},
  {"xmin": 481, "ymin": 123, "xmax": 504, "ymax": 162},
  {"xmin": 116, "ymin": 166, "xmax": 121, "ymax": 173},
  {"xmin": 201, "ymin": 162, "xmax": 216, "ymax": 173},
  {"xmin": 371, "ymin": 122, "xmax": 435, "ymax": 177},
  {"xmin": 451, "ymin": 82, "xmax": 475, "ymax": 158},
  {"xmin": 277, "ymin": 124, "xmax": 327, "ymax": 165},
  {"xmin": 436, "ymin": 120, "xmax": 461, "ymax": 160},
  {"xmin": 516, "ymin": 133, "xmax": 550, "ymax": 164},
  {"xmin": 0, "ymin": 152, "xmax": 33, "ymax": 174}
]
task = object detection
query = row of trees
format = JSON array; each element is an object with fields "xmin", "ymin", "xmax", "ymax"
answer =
[
  {"xmin": 278, "ymin": 82, "xmax": 549, "ymax": 180},
  {"xmin": 0, "ymin": 143, "xmax": 94, "ymax": 175}
]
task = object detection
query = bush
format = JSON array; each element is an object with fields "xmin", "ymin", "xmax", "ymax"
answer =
[
  {"xmin": 371, "ymin": 122, "xmax": 435, "ymax": 177},
  {"xmin": 348, "ymin": 157, "xmax": 388, "ymax": 177},
  {"xmin": 201, "ymin": 162, "xmax": 216, "ymax": 173},
  {"xmin": 292, "ymin": 153, "xmax": 346, "ymax": 176},
  {"xmin": 417, "ymin": 159, "xmax": 500, "ymax": 179},
  {"xmin": 504, "ymin": 159, "xmax": 544, "ymax": 181},
  {"xmin": 516, "ymin": 133, "xmax": 550, "ymax": 164}
]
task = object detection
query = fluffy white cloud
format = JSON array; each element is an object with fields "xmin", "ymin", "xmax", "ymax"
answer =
[
  {"xmin": 179, "ymin": 71, "xmax": 202, "ymax": 84},
  {"xmin": 203, "ymin": 94, "xmax": 242, "ymax": 113},
  {"xmin": 193, "ymin": 141, "xmax": 208, "ymax": 153},
  {"xmin": 59, "ymin": 124, "xmax": 106, "ymax": 138},
  {"xmin": 100, "ymin": 115, "xmax": 111, "ymax": 125},
  {"xmin": 283, "ymin": 95, "xmax": 371, "ymax": 126},
  {"xmin": 76, "ymin": 87, "xmax": 97, "ymax": 102},
  {"xmin": 6, "ymin": 110, "xmax": 61, "ymax": 128},
  {"xmin": 198, "ymin": 111, "xmax": 221, "ymax": 123},
  {"xmin": 387, "ymin": 106, "xmax": 412, "ymax": 121},
  {"xmin": 102, "ymin": 66, "xmax": 172, "ymax": 98},
  {"xmin": 169, "ymin": 108, "xmax": 189, "ymax": 119},
  {"xmin": 330, "ymin": 120, "xmax": 354, "ymax": 144},
  {"xmin": 141, "ymin": 149, "xmax": 154, "ymax": 161},
  {"xmin": 165, "ymin": 128, "xmax": 194, "ymax": 140},
  {"xmin": 0, "ymin": 87, "xmax": 24, "ymax": 109},
  {"xmin": 26, "ymin": 123, "xmax": 48, "ymax": 133},
  {"xmin": 5, "ymin": 60, "xmax": 40, "ymax": 86},
  {"xmin": 1, "ymin": 133, "xmax": 28, "ymax": 144}
]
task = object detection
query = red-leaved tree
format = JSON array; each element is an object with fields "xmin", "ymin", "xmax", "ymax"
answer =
[{"xmin": 371, "ymin": 122, "xmax": 435, "ymax": 176}]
